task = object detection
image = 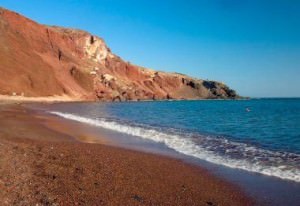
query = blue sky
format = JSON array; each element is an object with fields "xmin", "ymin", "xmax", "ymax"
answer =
[{"xmin": 1, "ymin": 0, "xmax": 299, "ymax": 97}]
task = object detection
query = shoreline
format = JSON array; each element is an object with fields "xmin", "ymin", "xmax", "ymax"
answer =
[
  {"xmin": 0, "ymin": 102, "xmax": 254, "ymax": 205},
  {"xmin": 0, "ymin": 94, "xmax": 245, "ymax": 104},
  {"xmin": 0, "ymin": 95, "xmax": 79, "ymax": 103}
]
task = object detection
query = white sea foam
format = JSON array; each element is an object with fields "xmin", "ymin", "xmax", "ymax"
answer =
[{"xmin": 50, "ymin": 111, "xmax": 300, "ymax": 183}]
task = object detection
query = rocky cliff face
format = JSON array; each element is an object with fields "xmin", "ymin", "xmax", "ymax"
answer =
[{"xmin": 0, "ymin": 7, "xmax": 238, "ymax": 101}]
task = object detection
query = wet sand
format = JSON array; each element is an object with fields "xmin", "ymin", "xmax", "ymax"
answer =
[{"xmin": 0, "ymin": 102, "xmax": 254, "ymax": 205}]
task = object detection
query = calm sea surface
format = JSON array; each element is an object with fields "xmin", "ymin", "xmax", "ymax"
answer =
[{"xmin": 45, "ymin": 98, "xmax": 300, "ymax": 183}]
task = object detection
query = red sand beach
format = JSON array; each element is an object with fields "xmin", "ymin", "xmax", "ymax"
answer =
[{"xmin": 0, "ymin": 102, "xmax": 254, "ymax": 205}]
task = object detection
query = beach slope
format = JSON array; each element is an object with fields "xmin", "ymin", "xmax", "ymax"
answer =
[{"xmin": 0, "ymin": 103, "xmax": 253, "ymax": 205}]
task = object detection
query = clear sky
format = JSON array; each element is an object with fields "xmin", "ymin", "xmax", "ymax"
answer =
[{"xmin": 1, "ymin": 0, "xmax": 299, "ymax": 97}]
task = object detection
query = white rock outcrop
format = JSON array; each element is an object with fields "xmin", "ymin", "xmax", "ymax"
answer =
[{"xmin": 84, "ymin": 36, "xmax": 114, "ymax": 64}]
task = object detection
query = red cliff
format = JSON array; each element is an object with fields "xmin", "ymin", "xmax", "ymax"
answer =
[{"xmin": 0, "ymin": 7, "xmax": 238, "ymax": 101}]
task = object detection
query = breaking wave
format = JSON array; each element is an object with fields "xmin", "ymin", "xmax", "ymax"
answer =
[{"xmin": 50, "ymin": 111, "xmax": 300, "ymax": 182}]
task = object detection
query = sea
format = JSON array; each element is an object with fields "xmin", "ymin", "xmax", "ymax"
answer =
[{"xmin": 31, "ymin": 98, "xmax": 300, "ymax": 205}]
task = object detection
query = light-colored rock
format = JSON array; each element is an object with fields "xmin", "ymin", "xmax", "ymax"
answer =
[
  {"xmin": 102, "ymin": 74, "xmax": 115, "ymax": 81},
  {"xmin": 84, "ymin": 36, "xmax": 113, "ymax": 64}
]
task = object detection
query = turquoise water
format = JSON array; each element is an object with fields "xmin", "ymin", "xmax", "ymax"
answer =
[{"xmin": 47, "ymin": 98, "xmax": 300, "ymax": 182}]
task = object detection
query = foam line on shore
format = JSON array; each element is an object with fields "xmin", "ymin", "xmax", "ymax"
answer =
[{"xmin": 50, "ymin": 111, "xmax": 300, "ymax": 183}]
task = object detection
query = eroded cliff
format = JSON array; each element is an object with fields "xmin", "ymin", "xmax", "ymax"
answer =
[{"xmin": 0, "ymin": 7, "xmax": 238, "ymax": 101}]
